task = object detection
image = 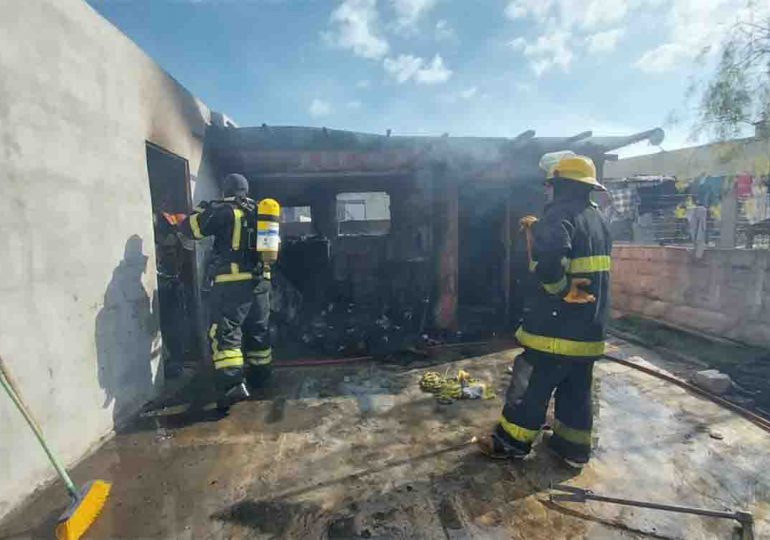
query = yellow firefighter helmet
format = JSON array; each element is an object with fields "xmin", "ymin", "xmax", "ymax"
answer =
[{"xmin": 547, "ymin": 154, "xmax": 606, "ymax": 191}]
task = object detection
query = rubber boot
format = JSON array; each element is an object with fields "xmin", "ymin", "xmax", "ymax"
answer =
[
  {"xmin": 216, "ymin": 382, "xmax": 250, "ymax": 413},
  {"xmin": 246, "ymin": 365, "xmax": 273, "ymax": 390},
  {"xmin": 547, "ymin": 434, "xmax": 589, "ymax": 469},
  {"xmin": 478, "ymin": 426, "xmax": 531, "ymax": 460}
]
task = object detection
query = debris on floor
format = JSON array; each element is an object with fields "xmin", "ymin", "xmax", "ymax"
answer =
[
  {"xmin": 2, "ymin": 344, "xmax": 770, "ymax": 539},
  {"xmin": 288, "ymin": 299, "xmax": 443, "ymax": 359},
  {"xmin": 270, "ymin": 270, "xmax": 304, "ymax": 329},
  {"xmin": 419, "ymin": 369, "xmax": 496, "ymax": 403},
  {"xmin": 693, "ymin": 369, "xmax": 733, "ymax": 395},
  {"xmin": 611, "ymin": 316, "xmax": 770, "ymax": 416}
]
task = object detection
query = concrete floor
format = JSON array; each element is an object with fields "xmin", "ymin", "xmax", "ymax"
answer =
[{"xmin": 1, "ymin": 343, "xmax": 769, "ymax": 539}]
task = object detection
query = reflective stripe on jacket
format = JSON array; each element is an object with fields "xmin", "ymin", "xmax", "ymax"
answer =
[{"xmin": 179, "ymin": 197, "xmax": 259, "ymax": 283}]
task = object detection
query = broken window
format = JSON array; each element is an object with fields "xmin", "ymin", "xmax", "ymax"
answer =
[
  {"xmin": 280, "ymin": 206, "xmax": 313, "ymax": 237},
  {"xmin": 281, "ymin": 206, "xmax": 312, "ymax": 223},
  {"xmin": 336, "ymin": 192, "xmax": 391, "ymax": 237}
]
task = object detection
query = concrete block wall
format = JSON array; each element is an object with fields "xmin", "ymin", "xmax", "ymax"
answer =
[
  {"xmin": 0, "ymin": 0, "xmax": 220, "ymax": 519},
  {"xmin": 612, "ymin": 245, "xmax": 770, "ymax": 347}
]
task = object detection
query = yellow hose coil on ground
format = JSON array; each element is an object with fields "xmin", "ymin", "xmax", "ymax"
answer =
[{"xmin": 419, "ymin": 369, "xmax": 495, "ymax": 403}]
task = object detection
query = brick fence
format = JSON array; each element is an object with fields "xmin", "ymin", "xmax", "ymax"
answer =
[{"xmin": 612, "ymin": 245, "xmax": 770, "ymax": 348}]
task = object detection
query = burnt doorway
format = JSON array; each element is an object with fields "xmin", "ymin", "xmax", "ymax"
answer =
[
  {"xmin": 145, "ymin": 142, "xmax": 202, "ymax": 378},
  {"xmin": 458, "ymin": 183, "xmax": 508, "ymax": 336}
]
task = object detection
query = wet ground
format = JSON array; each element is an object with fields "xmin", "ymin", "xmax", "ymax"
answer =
[
  {"xmin": 611, "ymin": 315, "xmax": 770, "ymax": 415},
  {"xmin": 1, "ymin": 343, "xmax": 769, "ymax": 539}
]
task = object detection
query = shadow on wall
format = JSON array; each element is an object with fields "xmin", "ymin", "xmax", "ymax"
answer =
[{"xmin": 95, "ymin": 235, "xmax": 161, "ymax": 428}]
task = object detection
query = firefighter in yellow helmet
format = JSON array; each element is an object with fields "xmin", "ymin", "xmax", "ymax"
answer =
[
  {"xmin": 478, "ymin": 153, "xmax": 612, "ymax": 467},
  {"xmin": 178, "ymin": 173, "xmax": 278, "ymax": 411}
]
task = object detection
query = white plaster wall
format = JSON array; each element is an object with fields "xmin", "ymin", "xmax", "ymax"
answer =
[{"xmin": 0, "ymin": 0, "xmax": 221, "ymax": 519}]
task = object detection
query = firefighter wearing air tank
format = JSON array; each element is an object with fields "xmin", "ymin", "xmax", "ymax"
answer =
[
  {"xmin": 477, "ymin": 153, "xmax": 612, "ymax": 468},
  {"xmin": 179, "ymin": 173, "xmax": 280, "ymax": 409}
]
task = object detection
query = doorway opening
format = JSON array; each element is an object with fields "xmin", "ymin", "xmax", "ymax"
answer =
[
  {"xmin": 145, "ymin": 142, "xmax": 202, "ymax": 378},
  {"xmin": 458, "ymin": 183, "xmax": 508, "ymax": 335}
]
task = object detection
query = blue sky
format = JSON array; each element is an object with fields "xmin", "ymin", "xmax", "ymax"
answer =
[{"xmin": 86, "ymin": 0, "xmax": 764, "ymax": 156}]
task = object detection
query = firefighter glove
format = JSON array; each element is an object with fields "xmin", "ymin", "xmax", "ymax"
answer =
[
  {"xmin": 563, "ymin": 278, "xmax": 596, "ymax": 304},
  {"xmin": 519, "ymin": 215, "xmax": 539, "ymax": 230}
]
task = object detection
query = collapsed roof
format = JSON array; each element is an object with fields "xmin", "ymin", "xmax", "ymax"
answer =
[{"xmin": 208, "ymin": 125, "xmax": 666, "ymax": 179}]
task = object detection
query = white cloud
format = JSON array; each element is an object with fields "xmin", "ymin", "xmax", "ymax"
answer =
[
  {"xmin": 635, "ymin": 42, "xmax": 689, "ymax": 73},
  {"xmin": 505, "ymin": 0, "xmax": 628, "ymax": 31},
  {"xmin": 633, "ymin": 0, "xmax": 770, "ymax": 74},
  {"xmin": 383, "ymin": 53, "xmax": 452, "ymax": 84},
  {"xmin": 347, "ymin": 100, "xmax": 363, "ymax": 109},
  {"xmin": 325, "ymin": 0, "xmax": 454, "ymax": 84},
  {"xmin": 309, "ymin": 98, "xmax": 333, "ymax": 117},
  {"xmin": 326, "ymin": 0, "xmax": 389, "ymax": 60},
  {"xmin": 506, "ymin": 0, "xmax": 757, "ymax": 76},
  {"xmin": 510, "ymin": 30, "xmax": 573, "ymax": 76},
  {"xmin": 505, "ymin": 0, "xmax": 552, "ymax": 22},
  {"xmin": 415, "ymin": 54, "xmax": 452, "ymax": 84},
  {"xmin": 585, "ymin": 27, "xmax": 624, "ymax": 54},
  {"xmin": 383, "ymin": 54, "xmax": 424, "ymax": 83},
  {"xmin": 435, "ymin": 19, "xmax": 455, "ymax": 41},
  {"xmin": 356, "ymin": 79, "xmax": 371, "ymax": 88},
  {"xmin": 391, "ymin": 0, "xmax": 437, "ymax": 31},
  {"xmin": 576, "ymin": 0, "xmax": 629, "ymax": 31},
  {"xmin": 506, "ymin": 0, "xmax": 631, "ymax": 75},
  {"xmin": 459, "ymin": 86, "xmax": 477, "ymax": 99}
]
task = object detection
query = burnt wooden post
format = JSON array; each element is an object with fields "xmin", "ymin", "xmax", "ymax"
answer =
[
  {"xmin": 502, "ymin": 191, "xmax": 513, "ymax": 324},
  {"xmin": 432, "ymin": 163, "xmax": 459, "ymax": 330},
  {"xmin": 311, "ymin": 190, "xmax": 338, "ymax": 243}
]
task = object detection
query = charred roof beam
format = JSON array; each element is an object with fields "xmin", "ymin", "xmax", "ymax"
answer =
[{"xmin": 565, "ymin": 130, "xmax": 593, "ymax": 144}]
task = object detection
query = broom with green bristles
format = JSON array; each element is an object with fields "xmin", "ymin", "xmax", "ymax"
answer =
[{"xmin": 0, "ymin": 354, "xmax": 111, "ymax": 540}]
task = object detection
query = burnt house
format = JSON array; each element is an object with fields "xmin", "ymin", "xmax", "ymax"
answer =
[
  {"xmin": 14, "ymin": 5, "xmax": 770, "ymax": 532},
  {"xmin": 206, "ymin": 126, "xmax": 665, "ymax": 343}
]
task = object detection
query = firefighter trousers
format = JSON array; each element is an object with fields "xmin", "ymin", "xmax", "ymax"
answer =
[
  {"xmin": 495, "ymin": 351, "xmax": 594, "ymax": 461},
  {"xmin": 208, "ymin": 277, "xmax": 272, "ymax": 393}
]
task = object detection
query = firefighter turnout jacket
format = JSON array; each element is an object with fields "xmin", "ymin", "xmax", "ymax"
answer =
[
  {"xmin": 178, "ymin": 196, "xmax": 274, "ymax": 393},
  {"xmin": 517, "ymin": 198, "xmax": 612, "ymax": 359},
  {"xmin": 179, "ymin": 197, "xmax": 261, "ymax": 283}
]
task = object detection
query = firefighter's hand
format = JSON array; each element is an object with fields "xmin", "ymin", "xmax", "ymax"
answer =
[
  {"xmin": 519, "ymin": 215, "xmax": 538, "ymax": 230},
  {"xmin": 563, "ymin": 278, "xmax": 596, "ymax": 304}
]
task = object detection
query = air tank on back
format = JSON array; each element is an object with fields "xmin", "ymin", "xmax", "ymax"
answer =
[{"xmin": 257, "ymin": 198, "xmax": 281, "ymax": 277}]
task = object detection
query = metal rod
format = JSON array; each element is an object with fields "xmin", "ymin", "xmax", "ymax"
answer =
[
  {"xmin": 550, "ymin": 484, "xmax": 754, "ymax": 538},
  {"xmin": 581, "ymin": 493, "xmax": 741, "ymax": 521}
]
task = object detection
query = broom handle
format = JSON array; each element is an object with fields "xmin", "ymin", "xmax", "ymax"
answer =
[{"xmin": 0, "ymin": 355, "xmax": 79, "ymax": 497}]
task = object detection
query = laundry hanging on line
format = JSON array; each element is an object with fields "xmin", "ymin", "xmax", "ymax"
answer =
[
  {"xmin": 606, "ymin": 185, "xmax": 639, "ymax": 221},
  {"xmin": 686, "ymin": 206, "xmax": 708, "ymax": 258},
  {"xmin": 694, "ymin": 176, "xmax": 725, "ymax": 208},
  {"xmin": 734, "ymin": 173, "xmax": 753, "ymax": 200},
  {"xmin": 745, "ymin": 183, "xmax": 770, "ymax": 225}
]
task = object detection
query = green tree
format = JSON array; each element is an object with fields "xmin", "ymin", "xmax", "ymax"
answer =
[{"xmin": 691, "ymin": 7, "xmax": 770, "ymax": 141}]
